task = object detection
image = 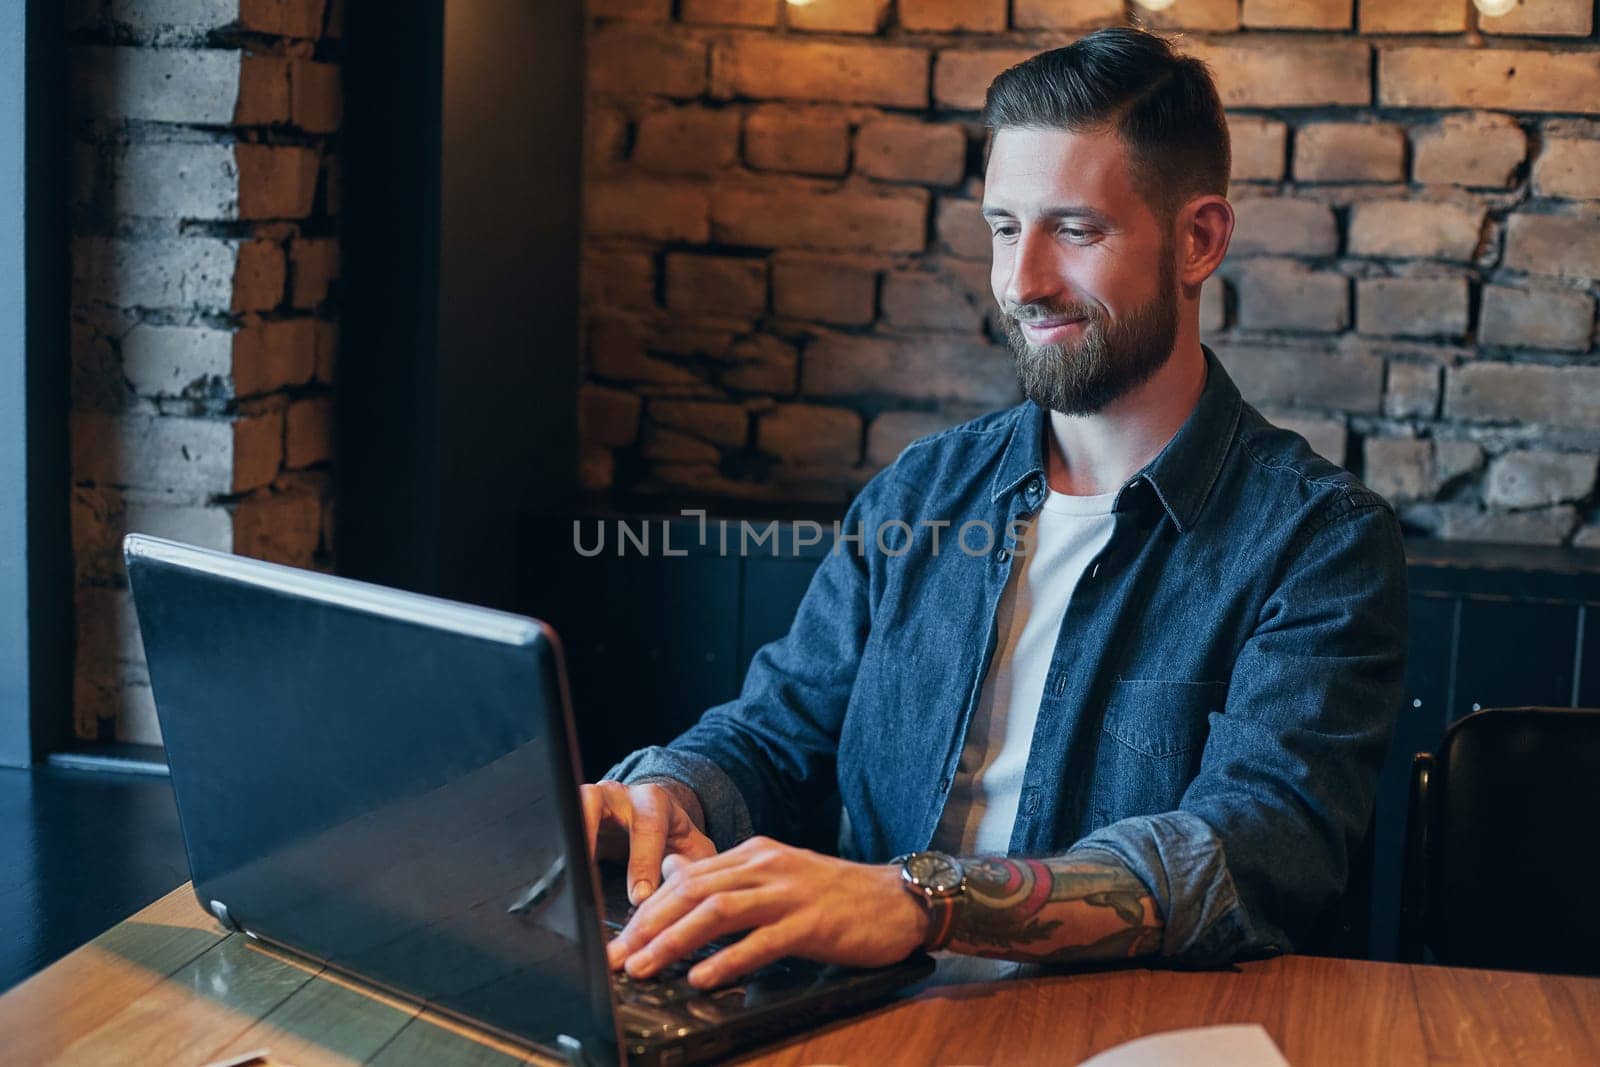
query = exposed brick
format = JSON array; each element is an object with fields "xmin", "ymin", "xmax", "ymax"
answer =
[
  {"xmin": 239, "ymin": 0, "xmax": 328, "ymax": 37},
  {"xmin": 1384, "ymin": 361, "xmax": 1442, "ymax": 419},
  {"xmin": 786, "ymin": 0, "xmax": 890, "ymax": 33},
  {"xmin": 641, "ymin": 425, "xmax": 721, "ymax": 462},
  {"xmin": 589, "ymin": 26, "xmax": 707, "ymax": 98},
  {"xmin": 1479, "ymin": 284, "xmax": 1595, "ymax": 351},
  {"xmin": 1235, "ymin": 263, "xmax": 1350, "ymax": 333},
  {"xmin": 75, "ymin": 47, "xmax": 241, "ymax": 125},
  {"xmin": 866, "ymin": 410, "xmax": 969, "ymax": 466},
  {"xmin": 122, "ymin": 324, "xmax": 230, "ymax": 397},
  {"xmin": 1218, "ymin": 343, "xmax": 1385, "ymax": 412},
  {"xmin": 1484, "ymin": 450, "xmax": 1598, "ymax": 509},
  {"xmin": 1267, "ymin": 412, "xmax": 1348, "ymax": 464},
  {"xmin": 1534, "ymin": 134, "xmax": 1600, "ymax": 200},
  {"xmin": 579, "ymin": 446, "xmax": 615, "ymax": 491},
  {"xmin": 1434, "ymin": 439, "xmax": 1484, "ymax": 487},
  {"xmin": 720, "ymin": 335, "xmax": 799, "ymax": 393},
  {"xmin": 937, "ymin": 197, "xmax": 991, "ymax": 259},
  {"xmin": 590, "ymin": 318, "xmax": 705, "ymax": 387},
  {"xmin": 1229, "ymin": 198, "xmax": 1339, "ymax": 257},
  {"xmin": 1140, "ymin": 0, "xmax": 1242, "ymax": 31},
  {"xmin": 1379, "ymin": 48, "xmax": 1600, "ymax": 115},
  {"xmin": 1356, "ymin": 276, "xmax": 1469, "ymax": 339},
  {"xmin": 711, "ymin": 180, "xmax": 928, "ymax": 253},
  {"xmin": 587, "ymin": 179, "xmax": 710, "ymax": 243},
  {"xmin": 773, "ymin": 256, "xmax": 877, "ymax": 326},
  {"xmin": 856, "ymin": 119, "xmax": 967, "ymax": 186},
  {"xmin": 1185, "ymin": 41, "xmax": 1371, "ymax": 108},
  {"xmin": 1434, "ymin": 506, "xmax": 1578, "ymax": 547},
  {"xmin": 712, "ymin": 39, "xmax": 928, "ymax": 108},
  {"xmin": 1347, "ymin": 200, "xmax": 1484, "ymax": 262},
  {"xmin": 580, "ymin": 384, "xmax": 643, "ymax": 447},
  {"xmin": 1013, "ymin": 0, "xmax": 1124, "ymax": 29},
  {"xmin": 110, "ymin": 142, "xmax": 241, "ymax": 219},
  {"xmin": 313, "ymin": 320, "xmax": 336, "ymax": 385},
  {"xmin": 933, "ymin": 49, "xmax": 1039, "ymax": 111},
  {"xmin": 1229, "ymin": 116, "xmax": 1288, "ymax": 183},
  {"xmin": 237, "ymin": 54, "xmax": 292, "ymax": 124},
  {"xmin": 899, "ymin": 0, "xmax": 1006, "ymax": 31},
  {"xmin": 1446, "ymin": 362, "xmax": 1600, "ymax": 430},
  {"xmin": 285, "ymin": 395, "xmax": 333, "ymax": 469},
  {"xmin": 634, "ymin": 107, "xmax": 742, "ymax": 175},
  {"xmin": 234, "ymin": 318, "xmax": 318, "ymax": 395},
  {"xmin": 681, "ymin": 0, "xmax": 778, "ymax": 25},
  {"xmin": 1479, "ymin": 0, "xmax": 1592, "ymax": 37},
  {"xmin": 802, "ymin": 334, "xmax": 1020, "ymax": 406},
  {"xmin": 649, "ymin": 399, "xmax": 748, "ymax": 446},
  {"xmin": 1358, "ymin": 0, "xmax": 1468, "ymax": 32},
  {"xmin": 587, "ymin": 106, "xmax": 628, "ymax": 172},
  {"xmin": 584, "ymin": 250, "xmax": 657, "ymax": 310},
  {"xmin": 233, "ymin": 479, "xmax": 325, "ymax": 568},
  {"xmin": 882, "ymin": 270, "xmax": 986, "ymax": 332},
  {"xmin": 72, "ymin": 410, "xmax": 281, "ymax": 493},
  {"xmin": 290, "ymin": 237, "xmax": 338, "ymax": 309},
  {"xmin": 234, "ymin": 239, "xmax": 287, "ymax": 311},
  {"xmin": 237, "ymin": 144, "xmax": 321, "ymax": 219},
  {"xmin": 1364, "ymin": 436, "xmax": 1431, "ymax": 503},
  {"xmin": 289, "ymin": 59, "xmax": 341, "ymax": 134},
  {"xmin": 74, "ymin": 236, "xmax": 237, "ymax": 310},
  {"xmin": 1242, "ymin": 0, "xmax": 1353, "ymax": 29},
  {"xmin": 1412, "ymin": 113, "xmax": 1526, "ymax": 189},
  {"xmin": 589, "ymin": 0, "xmax": 672, "ymax": 19},
  {"xmin": 1293, "ymin": 123, "xmax": 1405, "ymax": 183},
  {"xmin": 1574, "ymin": 525, "xmax": 1600, "ymax": 549},
  {"xmin": 758, "ymin": 404, "xmax": 862, "ymax": 464},
  {"xmin": 665, "ymin": 254, "xmax": 768, "ymax": 319},
  {"xmin": 1503, "ymin": 214, "xmax": 1600, "ymax": 278},
  {"xmin": 72, "ymin": 487, "xmax": 234, "ymax": 584},
  {"xmin": 745, "ymin": 107, "xmax": 852, "ymax": 176}
]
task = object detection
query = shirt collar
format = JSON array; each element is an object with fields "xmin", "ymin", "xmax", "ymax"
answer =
[{"xmin": 988, "ymin": 346, "xmax": 1243, "ymax": 534}]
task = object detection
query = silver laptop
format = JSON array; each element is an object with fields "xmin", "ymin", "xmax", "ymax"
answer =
[{"xmin": 124, "ymin": 534, "xmax": 932, "ymax": 1066}]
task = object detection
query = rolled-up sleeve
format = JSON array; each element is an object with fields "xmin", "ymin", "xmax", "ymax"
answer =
[{"xmin": 1081, "ymin": 490, "xmax": 1407, "ymax": 964}]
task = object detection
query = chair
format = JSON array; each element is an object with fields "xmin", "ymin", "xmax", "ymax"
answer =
[{"xmin": 1399, "ymin": 706, "xmax": 1600, "ymax": 975}]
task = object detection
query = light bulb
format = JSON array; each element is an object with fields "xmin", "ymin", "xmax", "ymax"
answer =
[
  {"xmin": 1134, "ymin": 0, "xmax": 1178, "ymax": 9},
  {"xmin": 1474, "ymin": 0, "xmax": 1520, "ymax": 16},
  {"xmin": 786, "ymin": 0, "xmax": 817, "ymax": 7}
]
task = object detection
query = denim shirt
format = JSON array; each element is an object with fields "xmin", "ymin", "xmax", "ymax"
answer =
[{"xmin": 607, "ymin": 347, "xmax": 1408, "ymax": 965}]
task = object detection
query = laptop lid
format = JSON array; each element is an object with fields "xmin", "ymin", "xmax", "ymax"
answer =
[{"xmin": 124, "ymin": 534, "xmax": 621, "ymax": 1064}]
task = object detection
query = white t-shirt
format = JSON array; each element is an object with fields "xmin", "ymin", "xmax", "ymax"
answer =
[{"xmin": 930, "ymin": 487, "xmax": 1118, "ymax": 856}]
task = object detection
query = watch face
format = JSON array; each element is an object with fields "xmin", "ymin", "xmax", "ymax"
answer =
[{"xmin": 906, "ymin": 852, "xmax": 964, "ymax": 893}]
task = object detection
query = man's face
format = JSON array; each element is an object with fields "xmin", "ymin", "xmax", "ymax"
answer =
[{"xmin": 984, "ymin": 126, "xmax": 1180, "ymax": 416}]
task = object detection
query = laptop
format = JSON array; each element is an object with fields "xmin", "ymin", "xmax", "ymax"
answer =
[{"xmin": 124, "ymin": 534, "xmax": 934, "ymax": 1066}]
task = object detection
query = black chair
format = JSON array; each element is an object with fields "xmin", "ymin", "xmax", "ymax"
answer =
[{"xmin": 1399, "ymin": 706, "xmax": 1600, "ymax": 975}]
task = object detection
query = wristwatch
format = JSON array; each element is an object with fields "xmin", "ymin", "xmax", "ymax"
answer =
[{"xmin": 893, "ymin": 850, "xmax": 966, "ymax": 952}]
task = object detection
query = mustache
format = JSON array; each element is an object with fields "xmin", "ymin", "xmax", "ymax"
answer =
[{"xmin": 1002, "ymin": 300, "xmax": 1102, "ymax": 324}]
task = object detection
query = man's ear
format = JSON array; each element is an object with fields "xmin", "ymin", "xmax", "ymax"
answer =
[{"xmin": 1177, "ymin": 195, "xmax": 1234, "ymax": 293}]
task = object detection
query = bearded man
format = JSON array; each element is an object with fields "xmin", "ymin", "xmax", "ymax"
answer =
[{"xmin": 583, "ymin": 27, "xmax": 1408, "ymax": 988}]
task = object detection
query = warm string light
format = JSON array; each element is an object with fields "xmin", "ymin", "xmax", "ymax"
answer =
[
  {"xmin": 1132, "ymin": 0, "xmax": 1178, "ymax": 10},
  {"xmin": 1473, "ymin": 0, "xmax": 1521, "ymax": 16}
]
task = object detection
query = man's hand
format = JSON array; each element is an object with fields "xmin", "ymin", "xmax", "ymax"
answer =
[
  {"xmin": 580, "ymin": 780, "xmax": 716, "ymax": 905},
  {"xmin": 604, "ymin": 836, "xmax": 930, "ymax": 989}
]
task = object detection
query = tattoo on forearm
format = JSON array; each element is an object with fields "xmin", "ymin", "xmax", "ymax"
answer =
[{"xmin": 946, "ymin": 856, "xmax": 1163, "ymax": 962}]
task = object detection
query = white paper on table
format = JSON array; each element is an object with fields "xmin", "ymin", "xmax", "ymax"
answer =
[{"xmin": 1077, "ymin": 1023, "xmax": 1290, "ymax": 1067}]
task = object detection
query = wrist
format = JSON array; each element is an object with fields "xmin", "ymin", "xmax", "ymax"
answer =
[{"xmin": 879, "ymin": 864, "xmax": 934, "ymax": 954}]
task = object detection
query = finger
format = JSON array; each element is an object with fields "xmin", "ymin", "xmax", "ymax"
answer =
[
  {"xmin": 687, "ymin": 916, "xmax": 805, "ymax": 989},
  {"xmin": 626, "ymin": 786, "xmax": 671, "ymax": 905},
  {"xmin": 624, "ymin": 889, "xmax": 783, "ymax": 980},
  {"xmin": 579, "ymin": 785, "xmax": 603, "ymax": 858},
  {"xmin": 667, "ymin": 808, "xmax": 718, "ymax": 862},
  {"xmin": 590, "ymin": 781, "xmax": 634, "ymax": 862},
  {"xmin": 607, "ymin": 862, "xmax": 767, "ymax": 967}
]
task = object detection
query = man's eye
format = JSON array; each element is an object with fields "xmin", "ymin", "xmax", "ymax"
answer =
[
  {"xmin": 1062, "ymin": 226, "xmax": 1095, "ymax": 242},
  {"xmin": 991, "ymin": 225, "xmax": 1018, "ymax": 240}
]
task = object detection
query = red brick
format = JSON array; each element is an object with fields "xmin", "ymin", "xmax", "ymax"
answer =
[
  {"xmin": 1242, "ymin": 0, "xmax": 1352, "ymax": 29},
  {"xmin": 1504, "ymin": 214, "xmax": 1600, "ymax": 279},
  {"xmin": 234, "ymin": 410, "xmax": 285, "ymax": 491},
  {"xmin": 1140, "ymin": 0, "xmax": 1241, "ymax": 31},
  {"xmin": 1293, "ymin": 122, "xmax": 1404, "ymax": 183},
  {"xmin": 1534, "ymin": 130, "xmax": 1600, "ymax": 199},
  {"xmin": 712, "ymin": 39, "xmax": 927, "ymax": 108},
  {"xmin": 589, "ymin": 317, "xmax": 705, "ymax": 386},
  {"xmin": 1412, "ymin": 113, "xmax": 1527, "ymax": 188},
  {"xmin": 290, "ymin": 237, "xmax": 339, "ymax": 309},
  {"xmin": 313, "ymin": 319, "xmax": 336, "ymax": 384},
  {"xmin": 1229, "ymin": 115, "xmax": 1288, "ymax": 182},
  {"xmin": 1379, "ymin": 48, "xmax": 1600, "ymax": 115},
  {"xmin": 1185, "ymin": 41, "xmax": 1371, "ymax": 108},
  {"xmin": 587, "ymin": 106, "xmax": 628, "ymax": 172},
  {"xmin": 238, "ymin": 54, "xmax": 291, "ymax": 125},
  {"xmin": 587, "ymin": 179, "xmax": 710, "ymax": 242},
  {"xmin": 289, "ymin": 59, "xmax": 340, "ymax": 134},
  {"xmin": 235, "ymin": 145, "xmax": 319, "ymax": 220},
  {"xmin": 641, "ymin": 425, "xmax": 721, "ymax": 462},
  {"xmin": 881, "ymin": 269, "xmax": 986, "ymax": 332},
  {"xmin": 899, "ymin": 0, "xmax": 1006, "ymax": 32},
  {"xmin": 1013, "ymin": 0, "xmax": 1123, "ymax": 29},
  {"xmin": 589, "ymin": 0, "xmax": 672, "ymax": 19},
  {"xmin": 933, "ymin": 49, "xmax": 1038, "ymax": 111},
  {"xmin": 633, "ymin": 107, "xmax": 741, "ymax": 175},
  {"xmin": 589, "ymin": 26, "xmax": 707, "ymax": 99},
  {"xmin": 240, "ymin": 0, "xmax": 327, "ymax": 38},
  {"xmin": 649, "ymin": 399, "xmax": 748, "ymax": 446},
  {"xmin": 234, "ymin": 477, "xmax": 325, "ymax": 568},
  {"xmin": 1479, "ymin": 284, "xmax": 1595, "ymax": 352},
  {"xmin": 584, "ymin": 250, "xmax": 657, "ymax": 310},
  {"xmin": 681, "ymin": 0, "xmax": 778, "ymax": 26},
  {"xmin": 745, "ymin": 107, "xmax": 851, "ymax": 176},
  {"xmin": 1479, "ymin": 0, "xmax": 1592, "ymax": 37},
  {"xmin": 665, "ymin": 253, "xmax": 768, "ymax": 319},
  {"xmin": 234, "ymin": 239, "xmax": 287, "ymax": 311},
  {"xmin": 233, "ymin": 318, "xmax": 317, "ymax": 395},
  {"xmin": 1229, "ymin": 198, "xmax": 1339, "ymax": 257},
  {"xmin": 711, "ymin": 179, "xmax": 928, "ymax": 253},
  {"xmin": 720, "ymin": 335, "xmax": 799, "ymax": 393},
  {"xmin": 1347, "ymin": 200, "xmax": 1484, "ymax": 262},
  {"xmin": 285, "ymin": 395, "xmax": 333, "ymax": 469},
  {"xmin": 1355, "ymin": 276, "xmax": 1469, "ymax": 338},
  {"xmin": 773, "ymin": 256, "xmax": 877, "ymax": 326},
  {"xmin": 580, "ymin": 384, "xmax": 643, "ymax": 447},
  {"xmin": 936, "ymin": 197, "xmax": 991, "ymax": 259},
  {"xmin": 1358, "ymin": 0, "xmax": 1468, "ymax": 33},
  {"xmin": 758, "ymin": 404, "xmax": 862, "ymax": 464},
  {"xmin": 578, "ymin": 446, "xmax": 615, "ymax": 491},
  {"xmin": 802, "ymin": 334, "xmax": 1020, "ymax": 406},
  {"xmin": 786, "ymin": 0, "xmax": 889, "ymax": 33},
  {"xmin": 856, "ymin": 119, "xmax": 967, "ymax": 186}
]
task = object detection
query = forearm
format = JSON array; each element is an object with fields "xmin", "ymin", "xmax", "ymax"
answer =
[{"xmin": 945, "ymin": 852, "xmax": 1163, "ymax": 963}]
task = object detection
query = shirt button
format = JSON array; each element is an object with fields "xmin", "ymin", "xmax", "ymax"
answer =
[{"xmin": 996, "ymin": 548, "xmax": 1009, "ymax": 562}]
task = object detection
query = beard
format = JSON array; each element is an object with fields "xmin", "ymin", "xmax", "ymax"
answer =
[{"xmin": 1000, "ymin": 253, "xmax": 1180, "ymax": 417}]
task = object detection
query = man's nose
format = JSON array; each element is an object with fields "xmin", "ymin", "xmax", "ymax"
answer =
[{"xmin": 1003, "ymin": 229, "xmax": 1058, "ymax": 310}]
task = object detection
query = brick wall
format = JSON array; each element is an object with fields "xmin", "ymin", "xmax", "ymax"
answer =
[
  {"xmin": 67, "ymin": 0, "xmax": 342, "ymax": 744},
  {"xmin": 578, "ymin": 0, "xmax": 1600, "ymax": 548}
]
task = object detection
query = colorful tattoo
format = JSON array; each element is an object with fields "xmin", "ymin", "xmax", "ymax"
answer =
[{"xmin": 947, "ymin": 855, "xmax": 1162, "ymax": 962}]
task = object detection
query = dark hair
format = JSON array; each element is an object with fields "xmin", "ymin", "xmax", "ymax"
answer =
[{"xmin": 983, "ymin": 28, "xmax": 1230, "ymax": 221}]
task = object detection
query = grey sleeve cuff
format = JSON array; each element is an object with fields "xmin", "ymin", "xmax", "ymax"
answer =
[
  {"xmin": 1075, "ymin": 811, "xmax": 1280, "ymax": 967},
  {"xmin": 602, "ymin": 746, "xmax": 755, "ymax": 853}
]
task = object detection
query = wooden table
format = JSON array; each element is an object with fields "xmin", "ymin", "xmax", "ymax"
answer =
[{"xmin": 3, "ymin": 886, "xmax": 1598, "ymax": 1066}]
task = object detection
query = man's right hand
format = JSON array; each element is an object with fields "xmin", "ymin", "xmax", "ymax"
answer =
[{"xmin": 580, "ymin": 780, "xmax": 717, "ymax": 905}]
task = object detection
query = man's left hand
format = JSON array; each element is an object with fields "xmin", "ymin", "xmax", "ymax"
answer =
[{"xmin": 604, "ymin": 836, "xmax": 929, "ymax": 989}]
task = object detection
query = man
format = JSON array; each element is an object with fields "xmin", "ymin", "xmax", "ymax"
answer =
[{"xmin": 583, "ymin": 27, "xmax": 1407, "ymax": 991}]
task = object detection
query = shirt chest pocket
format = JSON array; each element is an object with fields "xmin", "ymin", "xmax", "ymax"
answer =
[{"xmin": 1089, "ymin": 678, "xmax": 1225, "ymax": 829}]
